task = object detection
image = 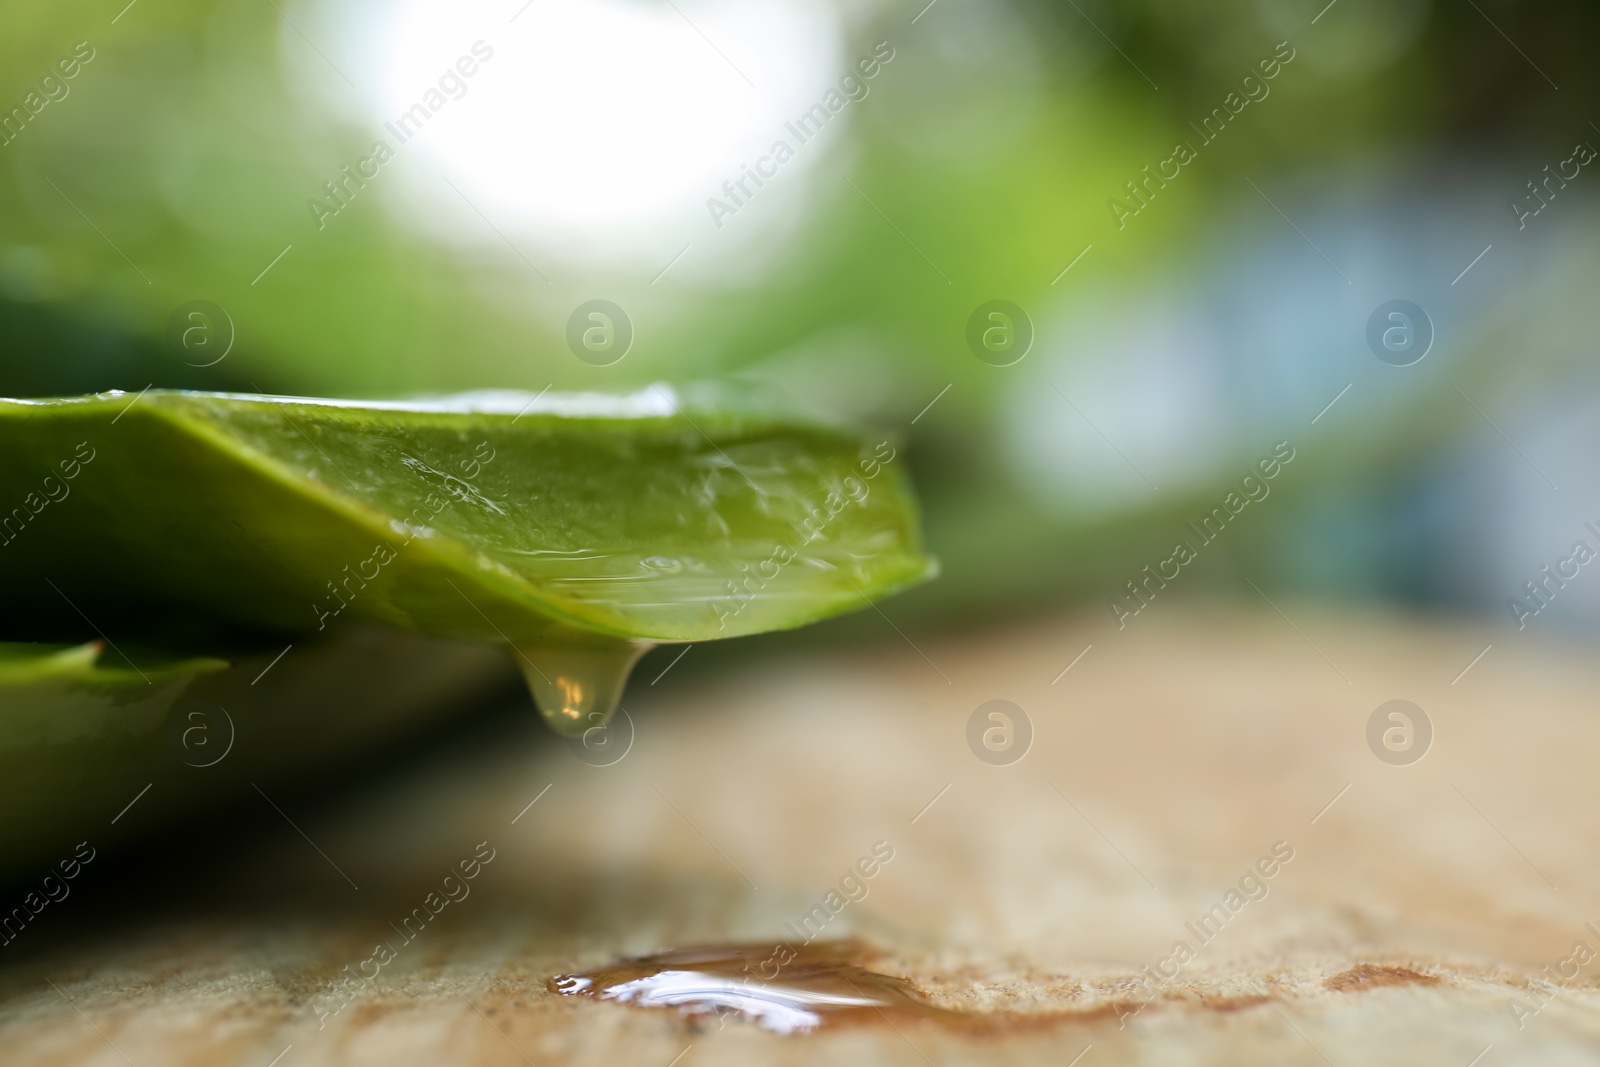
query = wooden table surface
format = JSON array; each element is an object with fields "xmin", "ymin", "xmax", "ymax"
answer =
[{"xmin": 1, "ymin": 603, "xmax": 1596, "ymax": 1065}]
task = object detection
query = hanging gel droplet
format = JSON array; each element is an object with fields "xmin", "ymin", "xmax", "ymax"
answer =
[{"xmin": 515, "ymin": 639, "xmax": 652, "ymax": 738}]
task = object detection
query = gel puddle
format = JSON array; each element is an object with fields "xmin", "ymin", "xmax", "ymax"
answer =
[
  {"xmin": 548, "ymin": 941, "xmax": 967, "ymax": 1035},
  {"xmin": 548, "ymin": 940, "xmax": 1448, "ymax": 1036}
]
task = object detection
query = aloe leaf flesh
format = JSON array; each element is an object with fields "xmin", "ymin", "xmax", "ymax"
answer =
[{"xmin": 0, "ymin": 387, "xmax": 935, "ymax": 735}]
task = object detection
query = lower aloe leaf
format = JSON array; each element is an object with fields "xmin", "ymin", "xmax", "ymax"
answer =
[
  {"xmin": 0, "ymin": 386, "xmax": 934, "ymax": 734},
  {"xmin": 0, "ymin": 642, "xmax": 227, "ymax": 751},
  {"xmin": 0, "ymin": 631, "xmax": 514, "ymax": 884}
]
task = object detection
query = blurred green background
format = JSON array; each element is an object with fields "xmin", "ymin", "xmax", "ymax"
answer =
[{"xmin": 4, "ymin": 0, "xmax": 1598, "ymax": 638}]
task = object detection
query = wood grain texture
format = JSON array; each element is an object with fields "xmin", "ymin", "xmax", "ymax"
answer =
[{"xmin": 1, "ymin": 603, "xmax": 1597, "ymax": 1065}]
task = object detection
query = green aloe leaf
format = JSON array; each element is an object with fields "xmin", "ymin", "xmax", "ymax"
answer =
[
  {"xmin": 0, "ymin": 386, "xmax": 934, "ymax": 734},
  {"xmin": 0, "ymin": 641, "xmax": 221, "ymax": 876},
  {"xmin": 0, "ymin": 632, "xmax": 516, "ymax": 884},
  {"xmin": 0, "ymin": 642, "xmax": 227, "ymax": 747}
]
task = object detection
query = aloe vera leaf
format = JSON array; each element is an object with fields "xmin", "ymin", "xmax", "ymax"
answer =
[
  {"xmin": 0, "ymin": 642, "xmax": 227, "ymax": 751},
  {"xmin": 0, "ymin": 632, "xmax": 514, "ymax": 884},
  {"xmin": 0, "ymin": 387, "xmax": 934, "ymax": 734},
  {"xmin": 0, "ymin": 640, "xmax": 220, "ymax": 874}
]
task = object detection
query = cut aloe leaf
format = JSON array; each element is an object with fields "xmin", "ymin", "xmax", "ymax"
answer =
[
  {"xmin": 0, "ymin": 387, "xmax": 934, "ymax": 735},
  {"xmin": 0, "ymin": 631, "xmax": 516, "ymax": 883},
  {"xmin": 0, "ymin": 641, "xmax": 227, "ymax": 750},
  {"xmin": 0, "ymin": 641, "xmax": 220, "ymax": 875}
]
